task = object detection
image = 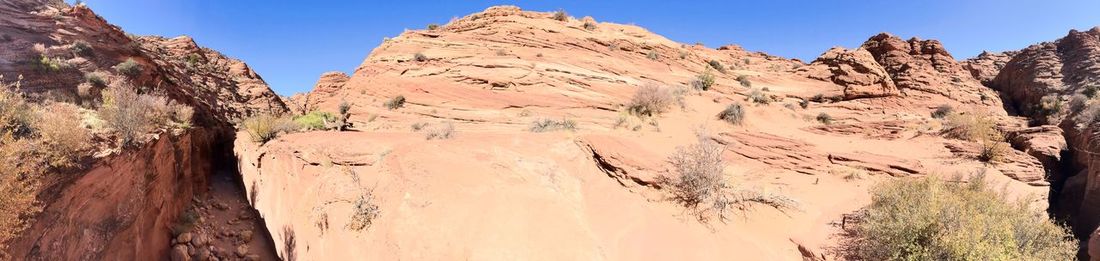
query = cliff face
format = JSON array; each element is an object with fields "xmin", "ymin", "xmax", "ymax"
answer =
[
  {"xmin": 9, "ymin": 130, "xmax": 214, "ymax": 260},
  {"xmin": 0, "ymin": 1, "xmax": 287, "ymax": 259},
  {"xmin": 983, "ymin": 27, "xmax": 1100, "ymax": 257}
]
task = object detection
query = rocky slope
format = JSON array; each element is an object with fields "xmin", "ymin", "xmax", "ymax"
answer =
[
  {"xmin": 986, "ymin": 26, "xmax": 1100, "ymax": 256},
  {"xmin": 0, "ymin": 1, "xmax": 286, "ymax": 260},
  {"xmin": 240, "ymin": 6, "xmax": 1058, "ymax": 260}
]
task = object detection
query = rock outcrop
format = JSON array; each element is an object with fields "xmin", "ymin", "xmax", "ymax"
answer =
[
  {"xmin": 962, "ymin": 50, "xmax": 1018, "ymax": 85},
  {"xmin": 985, "ymin": 27, "xmax": 1100, "ymax": 257},
  {"xmin": 0, "ymin": 1, "xmax": 286, "ymax": 259}
]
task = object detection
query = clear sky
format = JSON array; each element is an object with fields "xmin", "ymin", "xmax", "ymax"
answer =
[{"xmin": 78, "ymin": 0, "xmax": 1100, "ymax": 96}]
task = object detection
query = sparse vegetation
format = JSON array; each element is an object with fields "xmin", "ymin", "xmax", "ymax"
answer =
[
  {"xmin": 529, "ymin": 118, "xmax": 577, "ymax": 132},
  {"xmin": 626, "ymin": 83, "xmax": 679, "ymax": 117},
  {"xmin": 113, "ymin": 58, "xmax": 142, "ymax": 77},
  {"xmin": 1084, "ymin": 84, "xmax": 1099, "ymax": 98},
  {"xmin": 583, "ymin": 21, "xmax": 597, "ymax": 31},
  {"xmin": 84, "ymin": 72, "xmax": 107, "ymax": 87},
  {"xmin": 32, "ymin": 55, "xmax": 67, "ymax": 72},
  {"xmin": 70, "ymin": 40, "xmax": 92, "ymax": 57},
  {"xmin": 816, "ymin": 112, "xmax": 833, "ymax": 125},
  {"xmin": 708, "ymin": 60, "xmax": 726, "ymax": 73},
  {"xmin": 98, "ymin": 83, "xmax": 153, "ymax": 146},
  {"xmin": 552, "ymin": 9, "xmax": 568, "ymax": 22},
  {"xmin": 294, "ymin": 111, "xmax": 337, "ymax": 131},
  {"xmin": 34, "ymin": 102, "xmax": 91, "ymax": 170},
  {"xmin": 931, "ymin": 104, "xmax": 953, "ymax": 119},
  {"xmin": 810, "ymin": 93, "xmax": 827, "ymax": 103},
  {"xmin": 690, "ymin": 70, "xmax": 715, "ymax": 91},
  {"xmin": 747, "ymin": 89, "xmax": 771, "ymax": 105},
  {"xmin": 1035, "ymin": 95, "xmax": 1063, "ymax": 122},
  {"xmin": 424, "ymin": 122, "xmax": 454, "ymax": 140},
  {"xmin": 346, "ymin": 190, "xmax": 381, "ymax": 231},
  {"xmin": 1075, "ymin": 103, "xmax": 1100, "ymax": 129},
  {"xmin": 798, "ymin": 99, "xmax": 809, "ymax": 109},
  {"xmin": 413, "ymin": 53, "xmax": 428, "ymax": 62},
  {"xmin": 942, "ymin": 112, "xmax": 1006, "ymax": 162},
  {"xmin": 848, "ymin": 172, "xmax": 1076, "ymax": 260},
  {"xmin": 1069, "ymin": 94, "xmax": 1088, "ymax": 112},
  {"xmin": 661, "ymin": 133, "xmax": 798, "ymax": 222},
  {"xmin": 242, "ymin": 114, "xmax": 299, "ymax": 143},
  {"xmin": 736, "ymin": 75, "xmax": 752, "ymax": 87},
  {"xmin": 426, "ymin": 23, "xmax": 440, "ymax": 30},
  {"xmin": 717, "ymin": 103, "xmax": 745, "ymax": 125},
  {"xmin": 646, "ymin": 50, "xmax": 659, "ymax": 60},
  {"xmin": 383, "ymin": 95, "xmax": 406, "ymax": 110}
]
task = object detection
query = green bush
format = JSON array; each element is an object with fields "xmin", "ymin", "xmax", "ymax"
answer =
[
  {"xmin": 850, "ymin": 173, "xmax": 1076, "ymax": 260},
  {"xmin": 33, "ymin": 55, "xmax": 66, "ymax": 72},
  {"xmin": 717, "ymin": 103, "xmax": 745, "ymax": 125},
  {"xmin": 294, "ymin": 111, "xmax": 337, "ymax": 131},
  {"xmin": 114, "ymin": 58, "xmax": 142, "ymax": 77}
]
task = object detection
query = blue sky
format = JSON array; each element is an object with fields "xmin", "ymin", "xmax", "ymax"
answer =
[{"xmin": 80, "ymin": 0, "xmax": 1100, "ymax": 95}]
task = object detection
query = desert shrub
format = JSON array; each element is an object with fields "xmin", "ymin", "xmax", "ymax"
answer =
[
  {"xmin": 690, "ymin": 70, "xmax": 715, "ymax": 91},
  {"xmin": 33, "ymin": 103, "xmax": 91, "ymax": 170},
  {"xmin": 294, "ymin": 111, "xmax": 336, "ymax": 131},
  {"xmin": 424, "ymin": 122, "xmax": 454, "ymax": 140},
  {"xmin": 410, "ymin": 122, "xmax": 427, "ymax": 131},
  {"xmin": 413, "ymin": 53, "xmax": 427, "ymax": 62},
  {"xmin": 70, "ymin": 40, "xmax": 92, "ymax": 57},
  {"xmin": 0, "ymin": 133, "xmax": 41, "ymax": 255},
  {"xmin": 1075, "ymin": 103, "xmax": 1100, "ymax": 129},
  {"xmin": 850, "ymin": 173, "xmax": 1076, "ymax": 260},
  {"xmin": 810, "ymin": 93, "xmax": 826, "ymax": 103},
  {"xmin": 346, "ymin": 191, "xmax": 381, "ymax": 231},
  {"xmin": 243, "ymin": 114, "xmax": 299, "ymax": 143},
  {"xmin": 496, "ymin": 49, "xmax": 507, "ymax": 56},
  {"xmin": 816, "ymin": 112, "xmax": 833, "ymax": 125},
  {"xmin": 931, "ymin": 104, "xmax": 953, "ymax": 119},
  {"xmin": 1069, "ymin": 94, "xmax": 1088, "ymax": 112},
  {"xmin": 84, "ymin": 72, "xmax": 107, "ymax": 87},
  {"xmin": 114, "ymin": 58, "xmax": 142, "ymax": 77},
  {"xmin": 942, "ymin": 112, "xmax": 997, "ymax": 142},
  {"xmin": 626, "ymin": 84, "xmax": 678, "ymax": 117},
  {"xmin": 33, "ymin": 55, "xmax": 66, "ymax": 72},
  {"xmin": 977, "ymin": 138, "xmax": 1006, "ymax": 162},
  {"xmin": 583, "ymin": 21, "xmax": 597, "ymax": 30},
  {"xmin": 747, "ymin": 89, "xmax": 771, "ymax": 105},
  {"xmin": 426, "ymin": 23, "xmax": 440, "ymax": 30},
  {"xmin": 1036, "ymin": 94, "xmax": 1062, "ymax": 118},
  {"xmin": 646, "ymin": 50, "xmax": 659, "ymax": 60},
  {"xmin": 798, "ymin": 99, "xmax": 809, "ymax": 109},
  {"xmin": 1084, "ymin": 84, "xmax": 1099, "ymax": 98},
  {"xmin": 383, "ymin": 95, "xmax": 406, "ymax": 110},
  {"xmin": 736, "ymin": 75, "xmax": 752, "ymax": 87},
  {"xmin": 0, "ymin": 76, "xmax": 34, "ymax": 138},
  {"xmin": 167, "ymin": 102, "xmax": 193, "ymax": 129},
  {"xmin": 665, "ymin": 136, "xmax": 727, "ymax": 216},
  {"xmin": 529, "ymin": 118, "xmax": 577, "ymax": 132},
  {"xmin": 98, "ymin": 83, "xmax": 154, "ymax": 146},
  {"xmin": 717, "ymin": 103, "xmax": 745, "ymax": 125},
  {"xmin": 552, "ymin": 9, "xmax": 568, "ymax": 21},
  {"xmin": 708, "ymin": 60, "xmax": 726, "ymax": 73}
]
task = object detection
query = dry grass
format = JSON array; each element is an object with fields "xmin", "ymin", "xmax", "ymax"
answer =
[
  {"xmin": 847, "ymin": 172, "xmax": 1076, "ymax": 260},
  {"xmin": 661, "ymin": 133, "xmax": 798, "ymax": 222},
  {"xmin": 529, "ymin": 118, "xmax": 577, "ymax": 132},
  {"xmin": 346, "ymin": 189, "xmax": 381, "ymax": 231},
  {"xmin": 243, "ymin": 114, "xmax": 299, "ymax": 143},
  {"xmin": 717, "ymin": 103, "xmax": 745, "ymax": 125},
  {"xmin": 424, "ymin": 122, "xmax": 454, "ymax": 140},
  {"xmin": 626, "ymin": 83, "xmax": 680, "ymax": 117}
]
